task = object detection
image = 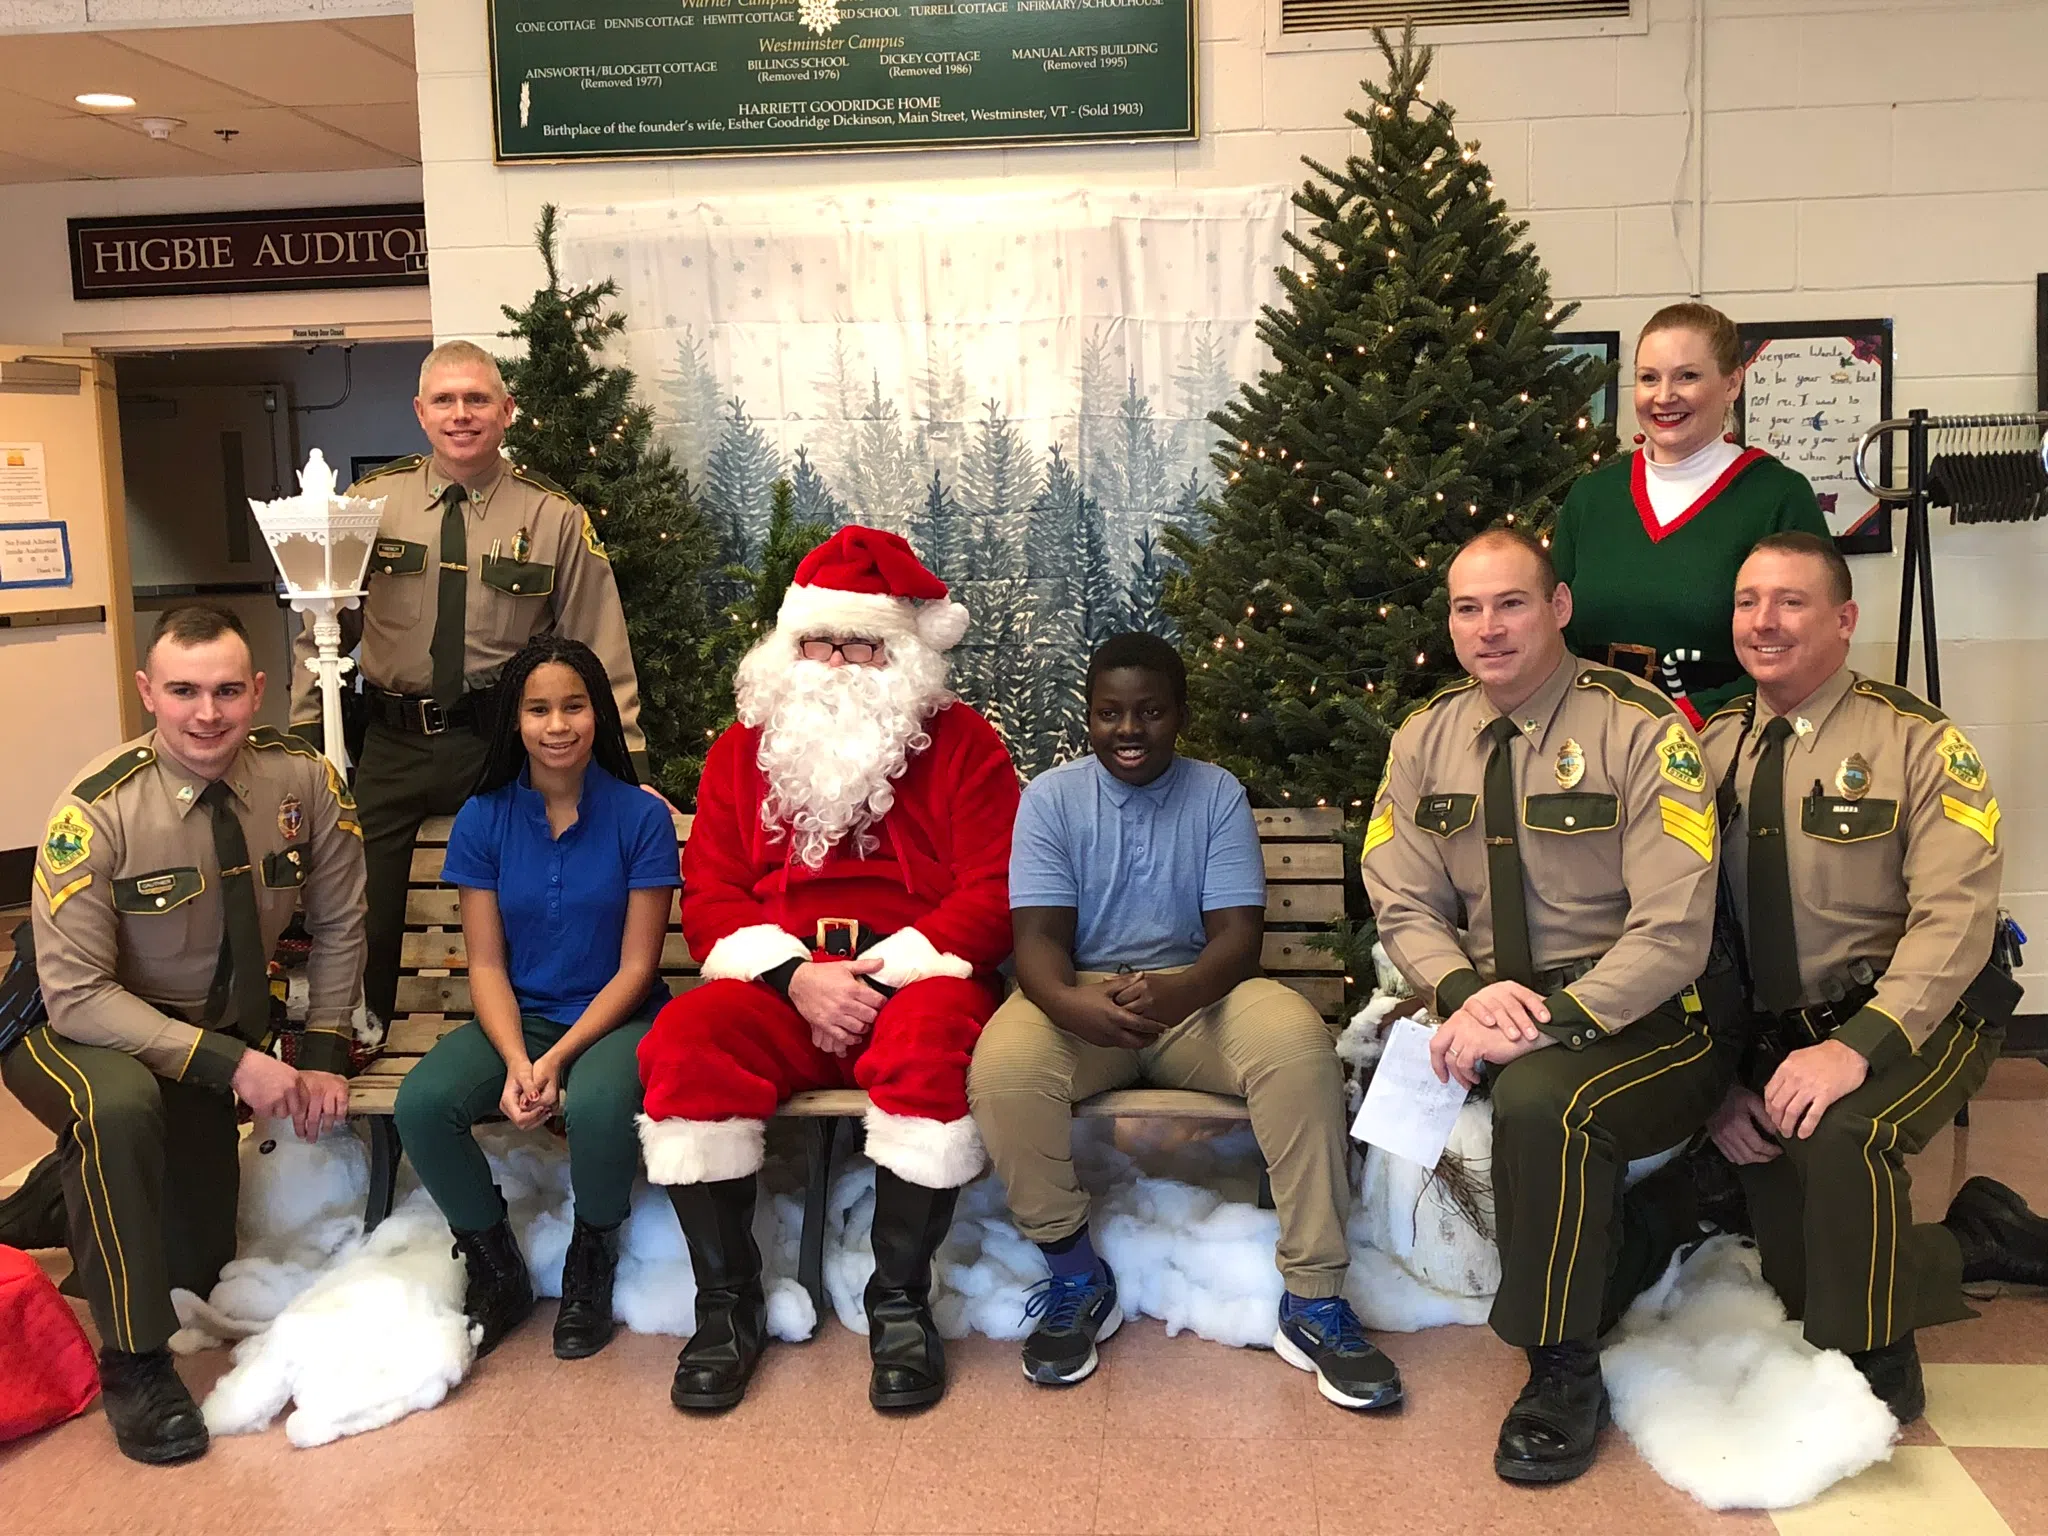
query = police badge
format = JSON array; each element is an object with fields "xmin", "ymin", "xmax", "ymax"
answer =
[
  {"xmin": 277, "ymin": 795, "xmax": 304, "ymax": 841},
  {"xmin": 511, "ymin": 525, "xmax": 532, "ymax": 563},
  {"xmin": 1555, "ymin": 738, "xmax": 1586, "ymax": 790},
  {"xmin": 1835, "ymin": 753, "xmax": 1872, "ymax": 801}
]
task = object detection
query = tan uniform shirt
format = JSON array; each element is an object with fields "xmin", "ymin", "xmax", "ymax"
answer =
[
  {"xmin": 30, "ymin": 727, "xmax": 367, "ymax": 1087},
  {"xmin": 1700, "ymin": 668, "xmax": 2002, "ymax": 1066},
  {"xmin": 1361, "ymin": 653, "xmax": 1719, "ymax": 1043},
  {"xmin": 288, "ymin": 455, "xmax": 645, "ymax": 755}
]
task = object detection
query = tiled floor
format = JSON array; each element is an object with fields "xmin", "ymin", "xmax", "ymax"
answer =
[{"xmin": 1, "ymin": 1057, "xmax": 2043, "ymax": 1536}]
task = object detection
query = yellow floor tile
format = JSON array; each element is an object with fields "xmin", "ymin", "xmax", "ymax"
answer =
[
  {"xmin": 1924, "ymin": 1365, "xmax": 2048, "ymax": 1448},
  {"xmin": 1770, "ymin": 1447, "xmax": 2012, "ymax": 1536}
]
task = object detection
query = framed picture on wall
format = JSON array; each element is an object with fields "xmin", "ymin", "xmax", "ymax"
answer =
[
  {"xmin": 1735, "ymin": 318, "xmax": 1895, "ymax": 556},
  {"xmin": 1553, "ymin": 330, "xmax": 1621, "ymax": 428}
]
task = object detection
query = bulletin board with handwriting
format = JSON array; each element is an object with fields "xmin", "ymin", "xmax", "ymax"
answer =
[{"xmin": 1735, "ymin": 318, "xmax": 1894, "ymax": 555}]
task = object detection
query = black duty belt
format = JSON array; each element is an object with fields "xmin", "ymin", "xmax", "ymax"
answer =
[
  {"xmin": 1765, "ymin": 982, "xmax": 1880, "ymax": 1050},
  {"xmin": 366, "ymin": 686, "xmax": 486, "ymax": 737}
]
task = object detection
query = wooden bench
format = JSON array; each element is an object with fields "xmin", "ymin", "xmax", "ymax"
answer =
[{"xmin": 348, "ymin": 804, "xmax": 1348, "ymax": 1316}]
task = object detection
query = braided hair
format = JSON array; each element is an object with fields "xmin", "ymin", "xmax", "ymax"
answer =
[{"xmin": 470, "ymin": 635, "xmax": 639, "ymax": 796}]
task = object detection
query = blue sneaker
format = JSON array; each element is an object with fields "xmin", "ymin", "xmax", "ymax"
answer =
[
  {"xmin": 1274, "ymin": 1295, "xmax": 1403, "ymax": 1410},
  {"xmin": 1020, "ymin": 1266, "xmax": 1122, "ymax": 1386}
]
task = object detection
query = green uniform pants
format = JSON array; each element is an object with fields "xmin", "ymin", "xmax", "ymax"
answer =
[
  {"xmin": 1488, "ymin": 1003, "xmax": 1725, "ymax": 1348},
  {"xmin": 2, "ymin": 1026, "xmax": 240, "ymax": 1354},
  {"xmin": 1737, "ymin": 1007, "xmax": 1996, "ymax": 1354},
  {"xmin": 356, "ymin": 717, "xmax": 489, "ymax": 1025},
  {"xmin": 969, "ymin": 976, "xmax": 1352, "ymax": 1299},
  {"xmin": 392, "ymin": 1008, "xmax": 655, "ymax": 1233}
]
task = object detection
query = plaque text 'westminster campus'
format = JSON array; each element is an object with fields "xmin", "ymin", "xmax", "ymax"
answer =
[{"xmin": 489, "ymin": 0, "xmax": 1196, "ymax": 159}]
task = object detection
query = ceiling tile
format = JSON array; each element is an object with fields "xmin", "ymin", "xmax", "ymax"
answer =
[
  {"xmin": 0, "ymin": 148, "xmax": 76, "ymax": 185},
  {"xmin": 0, "ymin": 31, "xmax": 267, "ymax": 114},
  {"xmin": 166, "ymin": 106, "xmax": 409, "ymax": 174},
  {"xmin": 116, "ymin": 21, "xmax": 416, "ymax": 109},
  {"xmin": 330, "ymin": 13, "xmax": 416, "ymax": 67},
  {"xmin": 297, "ymin": 100, "xmax": 420, "ymax": 162},
  {"xmin": 0, "ymin": 111, "xmax": 221, "ymax": 178}
]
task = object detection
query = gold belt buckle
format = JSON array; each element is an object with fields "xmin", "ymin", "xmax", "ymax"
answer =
[
  {"xmin": 815, "ymin": 917, "xmax": 860, "ymax": 958},
  {"xmin": 1604, "ymin": 642, "xmax": 1659, "ymax": 681}
]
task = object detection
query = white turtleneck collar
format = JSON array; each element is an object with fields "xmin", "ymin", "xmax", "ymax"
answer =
[{"xmin": 1641, "ymin": 437, "xmax": 1743, "ymax": 527}]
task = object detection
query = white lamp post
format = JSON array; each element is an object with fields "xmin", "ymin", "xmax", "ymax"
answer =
[{"xmin": 249, "ymin": 449, "xmax": 384, "ymax": 775}]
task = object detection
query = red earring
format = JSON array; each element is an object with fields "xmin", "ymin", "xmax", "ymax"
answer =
[
  {"xmin": 1632, "ymin": 433, "xmax": 1646, "ymax": 445},
  {"xmin": 1723, "ymin": 431, "xmax": 1737, "ymax": 443}
]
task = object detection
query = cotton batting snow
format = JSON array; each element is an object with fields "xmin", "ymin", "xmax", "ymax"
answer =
[{"xmin": 1601, "ymin": 1234, "xmax": 1899, "ymax": 1509}]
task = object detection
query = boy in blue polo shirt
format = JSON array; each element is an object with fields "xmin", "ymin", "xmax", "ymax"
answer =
[{"xmin": 969, "ymin": 633, "xmax": 1400, "ymax": 1410}]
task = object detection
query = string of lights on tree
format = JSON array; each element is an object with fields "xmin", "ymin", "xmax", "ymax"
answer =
[{"xmin": 1162, "ymin": 24, "xmax": 1614, "ymax": 987}]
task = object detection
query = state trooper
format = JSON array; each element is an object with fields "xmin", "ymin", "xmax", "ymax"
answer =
[
  {"xmin": 1361, "ymin": 527, "xmax": 1725, "ymax": 1485},
  {"xmin": 2, "ymin": 606, "xmax": 365, "ymax": 1464},
  {"xmin": 1700, "ymin": 530, "xmax": 2047, "ymax": 1424},
  {"xmin": 290, "ymin": 339, "xmax": 648, "ymax": 1026}
]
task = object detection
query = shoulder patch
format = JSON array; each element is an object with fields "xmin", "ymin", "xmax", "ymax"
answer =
[
  {"xmin": 1575, "ymin": 666, "xmax": 1677, "ymax": 720},
  {"xmin": 1852, "ymin": 678, "xmax": 1946, "ymax": 725},
  {"xmin": 1399, "ymin": 675, "xmax": 1478, "ymax": 727},
  {"xmin": 1936, "ymin": 726, "xmax": 1988, "ymax": 791},
  {"xmin": 351, "ymin": 453, "xmax": 423, "ymax": 487},
  {"xmin": 581, "ymin": 510, "xmax": 609, "ymax": 560},
  {"xmin": 1655, "ymin": 720, "xmax": 1707, "ymax": 793},
  {"xmin": 42, "ymin": 805, "xmax": 94, "ymax": 875},
  {"xmin": 72, "ymin": 745, "xmax": 155, "ymax": 803}
]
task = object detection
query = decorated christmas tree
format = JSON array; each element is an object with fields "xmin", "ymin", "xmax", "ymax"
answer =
[
  {"xmin": 712, "ymin": 476, "xmax": 832, "ymax": 674},
  {"xmin": 1166, "ymin": 27, "xmax": 1613, "ymax": 816},
  {"xmin": 497, "ymin": 205, "xmax": 726, "ymax": 804}
]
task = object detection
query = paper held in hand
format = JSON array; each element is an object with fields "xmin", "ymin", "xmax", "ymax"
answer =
[{"xmin": 1349, "ymin": 1016, "xmax": 1470, "ymax": 1169}]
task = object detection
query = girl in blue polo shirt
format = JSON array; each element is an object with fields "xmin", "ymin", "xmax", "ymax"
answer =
[{"xmin": 394, "ymin": 636, "xmax": 680, "ymax": 1364}]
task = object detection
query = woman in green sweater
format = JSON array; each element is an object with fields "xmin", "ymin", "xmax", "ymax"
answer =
[{"xmin": 1552, "ymin": 301, "xmax": 1830, "ymax": 727}]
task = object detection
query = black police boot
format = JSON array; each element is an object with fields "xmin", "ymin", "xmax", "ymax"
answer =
[
  {"xmin": 1494, "ymin": 1340, "xmax": 1610, "ymax": 1485},
  {"xmin": 1945, "ymin": 1176, "xmax": 2048, "ymax": 1288},
  {"xmin": 0, "ymin": 1151, "xmax": 67, "ymax": 1251},
  {"xmin": 1851, "ymin": 1333, "xmax": 1926, "ymax": 1424},
  {"xmin": 865, "ymin": 1168, "xmax": 958, "ymax": 1411},
  {"xmin": 553, "ymin": 1216, "xmax": 622, "ymax": 1361},
  {"xmin": 97, "ymin": 1346, "xmax": 209, "ymax": 1465},
  {"xmin": 451, "ymin": 1217, "xmax": 535, "ymax": 1358},
  {"xmin": 668, "ymin": 1176, "xmax": 767, "ymax": 1412}
]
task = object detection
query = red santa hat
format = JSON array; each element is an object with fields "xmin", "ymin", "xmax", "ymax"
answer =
[{"xmin": 775, "ymin": 525, "xmax": 971, "ymax": 652}]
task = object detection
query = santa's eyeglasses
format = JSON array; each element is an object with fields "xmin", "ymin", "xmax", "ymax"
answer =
[{"xmin": 798, "ymin": 637, "xmax": 882, "ymax": 664}]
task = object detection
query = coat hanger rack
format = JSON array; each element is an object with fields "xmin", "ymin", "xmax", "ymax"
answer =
[{"xmin": 1853, "ymin": 409, "xmax": 2048, "ymax": 708}]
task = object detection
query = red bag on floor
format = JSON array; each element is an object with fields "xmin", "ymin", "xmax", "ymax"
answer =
[{"xmin": 0, "ymin": 1243, "xmax": 98, "ymax": 1441}]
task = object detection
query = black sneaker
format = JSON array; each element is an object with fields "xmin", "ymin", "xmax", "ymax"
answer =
[
  {"xmin": 1020, "ymin": 1266, "xmax": 1121, "ymax": 1386},
  {"xmin": 1274, "ymin": 1295, "xmax": 1404, "ymax": 1410}
]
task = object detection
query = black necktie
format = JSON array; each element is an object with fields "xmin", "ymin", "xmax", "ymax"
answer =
[
  {"xmin": 199, "ymin": 780, "xmax": 270, "ymax": 1046},
  {"xmin": 1747, "ymin": 716, "xmax": 1803, "ymax": 1013},
  {"xmin": 431, "ymin": 483, "xmax": 468, "ymax": 707},
  {"xmin": 1483, "ymin": 716, "xmax": 1536, "ymax": 988}
]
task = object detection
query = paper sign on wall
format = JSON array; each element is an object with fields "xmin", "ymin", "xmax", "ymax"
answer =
[
  {"xmin": 0, "ymin": 520, "xmax": 71, "ymax": 589},
  {"xmin": 0, "ymin": 441, "xmax": 51, "ymax": 519}
]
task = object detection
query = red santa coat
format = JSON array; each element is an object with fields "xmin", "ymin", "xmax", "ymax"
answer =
[{"xmin": 685, "ymin": 700, "xmax": 1020, "ymax": 986}]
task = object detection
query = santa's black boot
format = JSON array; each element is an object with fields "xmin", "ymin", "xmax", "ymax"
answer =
[
  {"xmin": 865, "ymin": 1168, "xmax": 958, "ymax": 1412},
  {"xmin": 97, "ymin": 1347, "xmax": 209, "ymax": 1465},
  {"xmin": 553, "ymin": 1216, "xmax": 622, "ymax": 1360},
  {"xmin": 668, "ymin": 1176, "xmax": 767, "ymax": 1412},
  {"xmin": 452, "ymin": 1217, "xmax": 535, "ymax": 1358}
]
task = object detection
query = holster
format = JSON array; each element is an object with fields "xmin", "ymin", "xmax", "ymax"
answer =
[{"xmin": 0, "ymin": 924, "xmax": 47, "ymax": 1058}]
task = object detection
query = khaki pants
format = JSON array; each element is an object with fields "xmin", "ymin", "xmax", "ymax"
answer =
[{"xmin": 968, "ymin": 975, "xmax": 1350, "ymax": 1298}]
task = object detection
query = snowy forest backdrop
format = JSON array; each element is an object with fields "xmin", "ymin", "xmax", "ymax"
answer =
[{"xmin": 561, "ymin": 189, "xmax": 1288, "ymax": 776}]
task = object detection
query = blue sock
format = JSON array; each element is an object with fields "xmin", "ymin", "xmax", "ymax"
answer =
[{"xmin": 1040, "ymin": 1227, "xmax": 1102, "ymax": 1280}]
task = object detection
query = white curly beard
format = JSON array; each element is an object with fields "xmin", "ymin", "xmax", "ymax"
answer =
[{"xmin": 735, "ymin": 630, "xmax": 954, "ymax": 871}]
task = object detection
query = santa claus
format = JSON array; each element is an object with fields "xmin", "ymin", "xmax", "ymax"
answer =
[{"xmin": 638, "ymin": 525, "xmax": 1018, "ymax": 1414}]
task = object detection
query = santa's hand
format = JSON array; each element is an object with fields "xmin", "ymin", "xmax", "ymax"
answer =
[
  {"xmin": 788, "ymin": 958, "xmax": 884, "ymax": 1050},
  {"xmin": 293, "ymin": 1070, "xmax": 349, "ymax": 1142}
]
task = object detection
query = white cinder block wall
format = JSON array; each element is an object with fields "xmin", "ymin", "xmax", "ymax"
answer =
[{"xmin": 416, "ymin": 0, "xmax": 2048, "ymax": 1002}]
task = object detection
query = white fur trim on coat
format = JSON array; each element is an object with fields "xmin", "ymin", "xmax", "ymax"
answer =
[
  {"xmin": 699, "ymin": 923, "xmax": 810, "ymax": 982},
  {"xmin": 863, "ymin": 925, "xmax": 974, "ymax": 988},
  {"xmin": 776, "ymin": 583, "xmax": 970, "ymax": 652},
  {"xmin": 863, "ymin": 1105, "xmax": 985, "ymax": 1189},
  {"xmin": 637, "ymin": 1115, "xmax": 766, "ymax": 1185}
]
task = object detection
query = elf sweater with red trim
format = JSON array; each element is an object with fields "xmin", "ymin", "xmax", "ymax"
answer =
[{"xmin": 1551, "ymin": 449, "xmax": 1829, "ymax": 724}]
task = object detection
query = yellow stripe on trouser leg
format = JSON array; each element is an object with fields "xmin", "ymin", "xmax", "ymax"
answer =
[{"xmin": 18, "ymin": 1030, "xmax": 136, "ymax": 1349}]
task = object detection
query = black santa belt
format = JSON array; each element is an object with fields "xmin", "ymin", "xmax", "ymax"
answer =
[{"xmin": 810, "ymin": 918, "xmax": 897, "ymax": 998}]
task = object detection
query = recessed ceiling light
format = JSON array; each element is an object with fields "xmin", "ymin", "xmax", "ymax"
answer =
[{"xmin": 75, "ymin": 92, "xmax": 137, "ymax": 109}]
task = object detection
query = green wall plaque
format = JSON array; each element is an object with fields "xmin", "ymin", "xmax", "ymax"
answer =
[{"xmin": 489, "ymin": 0, "xmax": 1197, "ymax": 160}]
